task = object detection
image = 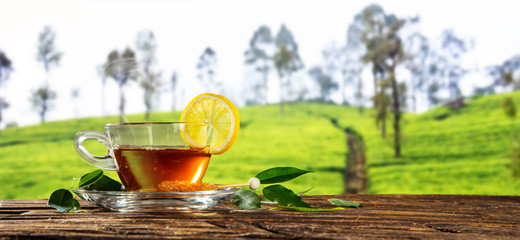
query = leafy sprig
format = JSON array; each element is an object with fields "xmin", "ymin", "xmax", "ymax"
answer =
[
  {"xmin": 230, "ymin": 167, "xmax": 360, "ymax": 211},
  {"xmin": 47, "ymin": 170, "xmax": 125, "ymax": 213}
]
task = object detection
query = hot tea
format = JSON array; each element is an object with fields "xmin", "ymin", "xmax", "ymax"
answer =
[
  {"xmin": 114, "ymin": 147, "xmax": 211, "ymax": 191},
  {"xmin": 73, "ymin": 94, "xmax": 239, "ymax": 193}
]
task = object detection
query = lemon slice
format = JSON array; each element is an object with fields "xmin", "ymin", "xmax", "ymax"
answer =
[{"xmin": 180, "ymin": 93, "xmax": 240, "ymax": 155}]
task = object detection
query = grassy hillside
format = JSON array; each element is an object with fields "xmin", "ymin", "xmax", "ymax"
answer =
[{"xmin": 1, "ymin": 92, "xmax": 520, "ymax": 199}]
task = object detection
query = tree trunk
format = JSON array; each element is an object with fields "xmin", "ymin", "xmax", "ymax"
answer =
[
  {"xmin": 449, "ymin": 78, "xmax": 456, "ymax": 101},
  {"xmin": 356, "ymin": 76, "xmax": 364, "ymax": 114},
  {"xmin": 341, "ymin": 74, "xmax": 348, "ymax": 105},
  {"xmin": 279, "ymin": 76, "xmax": 285, "ymax": 114},
  {"xmin": 372, "ymin": 70, "xmax": 378, "ymax": 104},
  {"xmin": 411, "ymin": 79, "xmax": 417, "ymax": 113},
  {"xmin": 389, "ymin": 68, "xmax": 401, "ymax": 158},
  {"xmin": 381, "ymin": 115, "xmax": 386, "ymax": 139},
  {"xmin": 101, "ymin": 82, "xmax": 106, "ymax": 116},
  {"xmin": 262, "ymin": 61, "xmax": 269, "ymax": 105},
  {"xmin": 372, "ymin": 70, "xmax": 380, "ymax": 130},
  {"xmin": 41, "ymin": 68, "xmax": 49, "ymax": 123},
  {"xmin": 40, "ymin": 98, "xmax": 46, "ymax": 123},
  {"xmin": 172, "ymin": 94, "xmax": 176, "ymax": 111},
  {"xmin": 378, "ymin": 89, "xmax": 387, "ymax": 140},
  {"xmin": 0, "ymin": 99, "xmax": 3, "ymax": 129},
  {"xmin": 119, "ymin": 83, "xmax": 125, "ymax": 123},
  {"xmin": 145, "ymin": 90, "xmax": 151, "ymax": 121}
]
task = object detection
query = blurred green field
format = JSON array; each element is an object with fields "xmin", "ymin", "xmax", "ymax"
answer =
[{"xmin": 1, "ymin": 91, "xmax": 520, "ymax": 199}]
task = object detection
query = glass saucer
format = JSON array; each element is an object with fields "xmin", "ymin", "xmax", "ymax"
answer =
[{"xmin": 73, "ymin": 188, "xmax": 241, "ymax": 212}]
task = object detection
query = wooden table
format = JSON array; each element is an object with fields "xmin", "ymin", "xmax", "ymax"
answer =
[{"xmin": 1, "ymin": 194, "xmax": 519, "ymax": 239}]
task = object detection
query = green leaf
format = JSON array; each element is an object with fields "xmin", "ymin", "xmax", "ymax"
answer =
[
  {"xmin": 48, "ymin": 189, "xmax": 75, "ymax": 213},
  {"xmin": 297, "ymin": 187, "xmax": 313, "ymax": 196},
  {"xmin": 259, "ymin": 188, "xmax": 313, "ymax": 204},
  {"xmin": 255, "ymin": 167, "xmax": 313, "ymax": 184},
  {"xmin": 78, "ymin": 170, "xmax": 104, "ymax": 188},
  {"xmin": 270, "ymin": 206, "xmax": 345, "ymax": 212},
  {"xmin": 262, "ymin": 184, "xmax": 310, "ymax": 208},
  {"xmin": 83, "ymin": 175, "xmax": 125, "ymax": 191},
  {"xmin": 68, "ymin": 199, "xmax": 86, "ymax": 213},
  {"xmin": 328, "ymin": 198, "xmax": 360, "ymax": 208},
  {"xmin": 231, "ymin": 190, "xmax": 262, "ymax": 209}
]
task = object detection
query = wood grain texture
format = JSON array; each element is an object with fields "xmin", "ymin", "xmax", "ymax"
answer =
[{"xmin": 1, "ymin": 194, "xmax": 519, "ymax": 239}]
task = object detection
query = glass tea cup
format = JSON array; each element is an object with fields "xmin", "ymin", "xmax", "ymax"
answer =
[{"xmin": 73, "ymin": 122, "xmax": 211, "ymax": 191}]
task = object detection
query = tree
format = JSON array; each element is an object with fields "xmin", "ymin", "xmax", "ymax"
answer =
[
  {"xmin": 354, "ymin": 4, "xmax": 396, "ymax": 136},
  {"xmin": 0, "ymin": 50, "xmax": 12, "ymax": 85},
  {"xmin": 34, "ymin": 26, "xmax": 62, "ymax": 123},
  {"xmin": 372, "ymin": 81, "xmax": 391, "ymax": 139},
  {"xmin": 490, "ymin": 57, "xmax": 520, "ymax": 178},
  {"xmin": 438, "ymin": 29, "xmax": 473, "ymax": 101},
  {"xmin": 426, "ymin": 81, "xmax": 442, "ymax": 107},
  {"xmin": 488, "ymin": 54, "xmax": 520, "ymax": 92},
  {"xmin": 135, "ymin": 30, "xmax": 162, "ymax": 120},
  {"xmin": 356, "ymin": 4, "xmax": 390, "ymax": 136},
  {"xmin": 197, "ymin": 47, "xmax": 220, "ymax": 93},
  {"xmin": 71, "ymin": 88, "xmax": 80, "ymax": 118},
  {"xmin": 502, "ymin": 97, "xmax": 516, "ymax": 119},
  {"xmin": 342, "ymin": 21, "xmax": 367, "ymax": 111},
  {"xmin": 421, "ymin": 50, "xmax": 447, "ymax": 108},
  {"xmin": 321, "ymin": 41, "xmax": 341, "ymax": 102},
  {"xmin": 501, "ymin": 97, "xmax": 520, "ymax": 178},
  {"xmin": 359, "ymin": 4, "xmax": 409, "ymax": 157},
  {"xmin": 308, "ymin": 66, "xmax": 338, "ymax": 102},
  {"xmin": 273, "ymin": 24, "xmax": 304, "ymax": 114},
  {"xmin": 103, "ymin": 48, "xmax": 138, "ymax": 122},
  {"xmin": 403, "ymin": 32, "xmax": 430, "ymax": 112},
  {"xmin": 244, "ymin": 26, "xmax": 274, "ymax": 105},
  {"xmin": 96, "ymin": 64, "xmax": 108, "ymax": 116},
  {"xmin": 356, "ymin": 4, "xmax": 389, "ymax": 100},
  {"xmin": 0, "ymin": 50, "xmax": 13, "ymax": 129},
  {"xmin": 30, "ymin": 87, "xmax": 56, "ymax": 123}
]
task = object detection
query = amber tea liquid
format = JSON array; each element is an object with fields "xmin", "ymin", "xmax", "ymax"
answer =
[{"xmin": 114, "ymin": 147, "xmax": 211, "ymax": 191}]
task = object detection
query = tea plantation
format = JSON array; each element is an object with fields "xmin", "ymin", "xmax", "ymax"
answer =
[{"xmin": 1, "ymin": 91, "xmax": 519, "ymax": 199}]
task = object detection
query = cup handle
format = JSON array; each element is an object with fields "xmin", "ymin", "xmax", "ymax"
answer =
[{"xmin": 73, "ymin": 130, "xmax": 119, "ymax": 171}]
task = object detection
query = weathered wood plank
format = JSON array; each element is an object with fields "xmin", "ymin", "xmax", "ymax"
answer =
[{"xmin": 0, "ymin": 194, "xmax": 519, "ymax": 239}]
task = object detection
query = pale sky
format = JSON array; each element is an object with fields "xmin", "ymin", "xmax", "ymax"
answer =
[{"xmin": 0, "ymin": 0, "xmax": 519, "ymax": 127}]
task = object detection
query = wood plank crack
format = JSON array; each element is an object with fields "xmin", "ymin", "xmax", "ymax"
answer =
[
  {"xmin": 426, "ymin": 224, "xmax": 462, "ymax": 234},
  {"xmin": 251, "ymin": 222, "xmax": 283, "ymax": 235},
  {"xmin": 206, "ymin": 220, "xmax": 229, "ymax": 229}
]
